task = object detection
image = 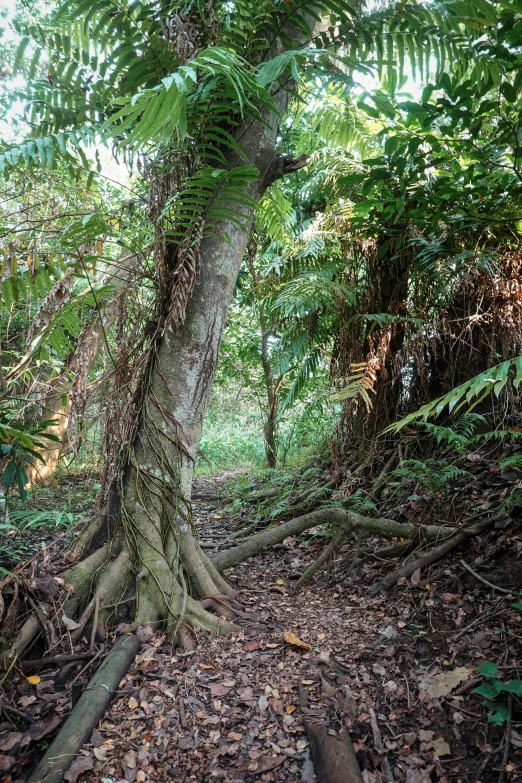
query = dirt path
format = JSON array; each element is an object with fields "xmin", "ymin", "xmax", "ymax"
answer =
[{"xmin": 9, "ymin": 473, "xmax": 522, "ymax": 783}]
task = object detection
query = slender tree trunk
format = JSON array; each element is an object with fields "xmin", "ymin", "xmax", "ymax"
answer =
[
  {"xmin": 30, "ymin": 254, "xmax": 138, "ymax": 484},
  {"xmin": 261, "ymin": 323, "xmax": 278, "ymax": 468},
  {"xmin": 247, "ymin": 247, "xmax": 279, "ymax": 468}
]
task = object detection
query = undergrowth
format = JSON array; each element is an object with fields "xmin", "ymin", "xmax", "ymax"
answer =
[{"xmin": 1, "ymin": 473, "xmax": 100, "ymax": 566}]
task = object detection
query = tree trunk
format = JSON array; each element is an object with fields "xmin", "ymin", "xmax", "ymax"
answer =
[
  {"xmin": 54, "ymin": 92, "xmax": 294, "ymax": 645},
  {"xmin": 261, "ymin": 323, "xmax": 278, "ymax": 468},
  {"xmin": 247, "ymin": 245, "xmax": 279, "ymax": 468},
  {"xmin": 30, "ymin": 253, "xmax": 138, "ymax": 484}
]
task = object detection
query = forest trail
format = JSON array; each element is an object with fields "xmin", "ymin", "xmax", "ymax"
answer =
[{"xmin": 40, "ymin": 472, "xmax": 517, "ymax": 783}]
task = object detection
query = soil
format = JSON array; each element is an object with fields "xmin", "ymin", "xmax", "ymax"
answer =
[{"xmin": 3, "ymin": 472, "xmax": 522, "ymax": 783}]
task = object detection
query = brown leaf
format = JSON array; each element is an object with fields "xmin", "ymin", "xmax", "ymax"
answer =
[
  {"xmin": 433, "ymin": 736, "xmax": 451, "ymax": 757},
  {"xmin": 419, "ymin": 667, "xmax": 470, "ymax": 699},
  {"xmin": 410, "ymin": 568, "xmax": 421, "ymax": 586},
  {"xmin": 0, "ymin": 733, "xmax": 22, "ymax": 752},
  {"xmin": 244, "ymin": 639, "xmax": 260, "ymax": 652},
  {"xmin": 283, "ymin": 631, "xmax": 311, "ymax": 651},
  {"xmin": 0, "ymin": 755, "xmax": 15, "ymax": 772},
  {"xmin": 210, "ymin": 683, "xmax": 233, "ymax": 697},
  {"xmin": 249, "ymin": 754, "xmax": 286, "ymax": 775},
  {"xmin": 178, "ymin": 734, "xmax": 195, "ymax": 750},
  {"xmin": 64, "ymin": 754, "xmax": 94, "ymax": 782},
  {"xmin": 20, "ymin": 714, "xmax": 61, "ymax": 748}
]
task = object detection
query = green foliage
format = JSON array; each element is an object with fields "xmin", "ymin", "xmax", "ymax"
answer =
[
  {"xmin": 474, "ymin": 661, "xmax": 522, "ymax": 725},
  {"xmin": 422, "ymin": 414, "xmax": 488, "ymax": 451},
  {"xmin": 388, "ymin": 458, "xmax": 469, "ymax": 496},
  {"xmin": 390, "ymin": 358, "xmax": 522, "ymax": 432},
  {"xmin": 0, "ymin": 409, "xmax": 60, "ymax": 501}
]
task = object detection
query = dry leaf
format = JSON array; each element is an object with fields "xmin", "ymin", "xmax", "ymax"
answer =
[
  {"xmin": 301, "ymin": 679, "xmax": 315, "ymax": 685},
  {"xmin": 18, "ymin": 695, "xmax": 36, "ymax": 708},
  {"xmin": 93, "ymin": 745, "xmax": 109, "ymax": 761},
  {"xmin": 286, "ymin": 705, "xmax": 297, "ymax": 714},
  {"xmin": 419, "ymin": 667, "xmax": 470, "ymax": 699},
  {"xmin": 136, "ymin": 771, "xmax": 146, "ymax": 782},
  {"xmin": 62, "ymin": 613, "xmax": 81, "ymax": 631},
  {"xmin": 128, "ymin": 696, "xmax": 139, "ymax": 710},
  {"xmin": 200, "ymin": 664, "xmax": 214, "ymax": 669},
  {"xmin": 0, "ymin": 756, "xmax": 15, "ymax": 772},
  {"xmin": 433, "ymin": 736, "xmax": 451, "ymax": 757},
  {"xmin": 64, "ymin": 754, "xmax": 94, "ymax": 782},
  {"xmin": 0, "ymin": 733, "xmax": 22, "ymax": 752},
  {"xmin": 266, "ymin": 643, "xmax": 279, "ymax": 649},
  {"xmin": 26, "ymin": 675, "xmax": 40, "ymax": 685},
  {"xmin": 283, "ymin": 631, "xmax": 311, "ymax": 651},
  {"xmin": 411, "ymin": 568, "xmax": 421, "ymax": 585}
]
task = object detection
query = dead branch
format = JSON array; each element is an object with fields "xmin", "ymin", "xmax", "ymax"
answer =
[
  {"xmin": 28, "ymin": 634, "xmax": 140, "ymax": 783},
  {"xmin": 368, "ymin": 516, "xmax": 497, "ymax": 596},
  {"xmin": 368, "ymin": 707, "xmax": 395, "ymax": 782},
  {"xmin": 459, "ymin": 559, "xmax": 515, "ymax": 596}
]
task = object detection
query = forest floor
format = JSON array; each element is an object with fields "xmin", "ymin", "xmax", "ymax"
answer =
[{"xmin": 4, "ymin": 471, "xmax": 522, "ymax": 783}]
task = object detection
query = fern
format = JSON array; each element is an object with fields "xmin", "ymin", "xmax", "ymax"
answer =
[
  {"xmin": 331, "ymin": 362, "xmax": 378, "ymax": 412},
  {"xmin": 389, "ymin": 357, "xmax": 522, "ymax": 432},
  {"xmin": 423, "ymin": 413, "xmax": 488, "ymax": 451}
]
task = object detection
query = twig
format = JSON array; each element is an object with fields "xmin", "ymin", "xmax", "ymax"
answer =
[
  {"xmin": 21, "ymin": 653, "xmax": 93, "ymax": 670},
  {"xmin": 474, "ymin": 751, "xmax": 493, "ymax": 783},
  {"xmin": 368, "ymin": 516, "xmax": 497, "ymax": 596},
  {"xmin": 0, "ymin": 702, "xmax": 34, "ymax": 723},
  {"xmin": 459, "ymin": 560, "xmax": 515, "ymax": 597},
  {"xmin": 368, "ymin": 707, "xmax": 395, "ymax": 782},
  {"xmin": 70, "ymin": 646, "xmax": 104, "ymax": 687}
]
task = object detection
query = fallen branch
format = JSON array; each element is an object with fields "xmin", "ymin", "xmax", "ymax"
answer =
[
  {"xmin": 28, "ymin": 633, "xmax": 140, "ymax": 783},
  {"xmin": 212, "ymin": 507, "xmax": 458, "ymax": 573},
  {"xmin": 295, "ymin": 528, "xmax": 347, "ymax": 587},
  {"xmin": 368, "ymin": 707, "xmax": 394, "ymax": 782},
  {"xmin": 21, "ymin": 653, "xmax": 93, "ymax": 670},
  {"xmin": 459, "ymin": 559, "xmax": 515, "ymax": 596},
  {"xmin": 1, "ymin": 702, "xmax": 34, "ymax": 723},
  {"xmin": 298, "ymin": 676, "xmax": 362, "ymax": 783},
  {"xmin": 368, "ymin": 516, "xmax": 497, "ymax": 596}
]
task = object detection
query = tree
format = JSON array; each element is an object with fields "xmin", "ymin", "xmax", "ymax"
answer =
[{"xmin": 1, "ymin": 0, "xmax": 493, "ymax": 660}]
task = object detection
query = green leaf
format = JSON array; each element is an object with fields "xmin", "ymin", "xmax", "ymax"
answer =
[
  {"xmin": 473, "ymin": 682, "xmax": 501, "ymax": 699},
  {"xmin": 2, "ymin": 460, "xmax": 16, "ymax": 490},
  {"xmin": 477, "ymin": 661, "xmax": 499, "ymax": 678}
]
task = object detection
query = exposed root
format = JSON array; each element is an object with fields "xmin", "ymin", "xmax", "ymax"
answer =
[
  {"xmin": 212, "ymin": 507, "xmax": 458, "ymax": 573},
  {"xmin": 66, "ymin": 512, "xmax": 107, "ymax": 562},
  {"xmin": 295, "ymin": 528, "xmax": 348, "ymax": 588}
]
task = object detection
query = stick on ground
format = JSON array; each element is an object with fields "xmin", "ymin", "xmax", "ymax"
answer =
[{"xmin": 28, "ymin": 633, "xmax": 140, "ymax": 783}]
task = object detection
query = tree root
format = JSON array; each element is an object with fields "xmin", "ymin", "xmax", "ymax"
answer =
[
  {"xmin": 212, "ymin": 507, "xmax": 458, "ymax": 574},
  {"xmin": 295, "ymin": 528, "xmax": 347, "ymax": 587},
  {"xmin": 368, "ymin": 515, "xmax": 498, "ymax": 596}
]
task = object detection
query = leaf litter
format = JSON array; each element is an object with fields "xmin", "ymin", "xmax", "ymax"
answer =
[{"xmin": 2, "ymin": 472, "xmax": 522, "ymax": 782}]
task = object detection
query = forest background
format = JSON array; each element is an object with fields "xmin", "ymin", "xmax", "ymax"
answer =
[{"xmin": 1, "ymin": 1, "xmax": 522, "ymax": 780}]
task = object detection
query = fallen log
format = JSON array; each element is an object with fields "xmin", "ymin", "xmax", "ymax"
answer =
[
  {"xmin": 298, "ymin": 674, "xmax": 362, "ymax": 783},
  {"xmin": 28, "ymin": 633, "xmax": 140, "ymax": 783},
  {"xmin": 212, "ymin": 507, "xmax": 457, "ymax": 572},
  {"xmin": 368, "ymin": 515, "xmax": 497, "ymax": 596}
]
